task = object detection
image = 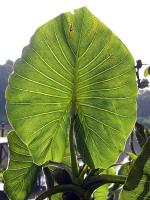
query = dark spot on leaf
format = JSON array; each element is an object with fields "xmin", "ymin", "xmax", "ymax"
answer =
[{"xmin": 69, "ymin": 24, "xmax": 73, "ymax": 32}]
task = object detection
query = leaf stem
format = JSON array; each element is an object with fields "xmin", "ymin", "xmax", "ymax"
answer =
[
  {"xmin": 43, "ymin": 167, "xmax": 54, "ymax": 189},
  {"xmin": 69, "ymin": 114, "xmax": 79, "ymax": 182},
  {"xmin": 78, "ymin": 164, "xmax": 89, "ymax": 183},
  {"xmin": 36, "ymin": 184, "xmax": 85, "ymax": 200},
  {"xmin": 83, "ymin": 174, "xmax": 127, "ymax": 189},
  {"xmin": 42, "ymin": 161, "xmax": 72, "ymax": 176},
  {"xmin": 83, "ymin": 174, "xmax": 127, "ymax": 199}
]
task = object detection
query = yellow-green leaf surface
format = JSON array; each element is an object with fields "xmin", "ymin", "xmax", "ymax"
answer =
[
  {"xmin": 51, "ymin": 193, "xmax": 62, "ymax": 200},
  {"xmin": 95, "ymin": 185, "xmax": 108, "ymax": 200},
  {"xmin": 0, "ymin": 173, "xmax": 3, "ymax": 182},
  {"xmin": 6, "ymin": 7, "xmax": 137, "ymax": 168},
  {"xmin": 119, "ymin": 137, "xmax": 150, "ymax": 200},
  {"xmin": 3, "ymin": 131, "xmax": 40, "ymax": 200}
]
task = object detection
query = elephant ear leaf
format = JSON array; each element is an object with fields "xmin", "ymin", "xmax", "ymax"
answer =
[
  {"xmin": 6, "ymin": 7, "xmax": 137, "ymax": 168},
  {"xmin": 119, "ymin": 137, "xmax": 150, "ymax": 200},
  {"xmin": 3, "ymin": 131, "xmax": 40, "ymax": 200}
]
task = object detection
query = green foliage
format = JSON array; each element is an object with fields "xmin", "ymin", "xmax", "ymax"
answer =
[
  {"xmin": 3, "ymin": 6, "xmax": 143, "ymax": 200},
  {"xmin": 107, "ymin": 163, "xmax": 131, "ymax": 199},
  {"xmin": 6, "ymin": 7, "xmax": 137, "ymax": 169},
  {"xmin": 134, "ymin": 122, "xmax": 149, "ymax": 148},
  {"xmin": 119, "ymin": 137, "xmax": 150, "ymax": 200},
  {"xmin": 51, "ymin": 193, "xmax": 62, "ymax": 200},
  {"xmin": 3, "ymin": 131, "xmax": 40, "ymax": 200},
  {"xmin": 95, "ymin": 185, "xmax": 109, "ymax": 200}
]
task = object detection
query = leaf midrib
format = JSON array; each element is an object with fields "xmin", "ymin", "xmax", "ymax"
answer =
[{"xmin": 70, "ymin": 10, "xmax": 85, "ymax": 116}]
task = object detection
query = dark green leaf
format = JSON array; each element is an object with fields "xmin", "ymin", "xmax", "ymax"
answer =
[
  {"xmin": 135, "ymin": 122, "xmax": 149, "ymax": 148},
  {"xmin": 119, "ymin": 137, "xmax": 150, "ymax": 200}
]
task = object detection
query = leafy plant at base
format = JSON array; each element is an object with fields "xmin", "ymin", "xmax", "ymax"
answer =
[
  {"xmin": 3, "ymin": 6, "xmax": 149, "ymax": 200},
  {"xmin": 119, "ymin": 137, "xmax": 150, "ymax": 199}
]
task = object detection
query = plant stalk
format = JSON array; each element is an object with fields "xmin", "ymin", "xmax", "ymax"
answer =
[
  {"xmin": 78, "ymin": 164, "xmax": 89, "ymax": 183},
  {"xmin": 43, "ymin": 167, "xmax": 54, "ymax": 189},
  {"xmin": 36, "ymin": 184, "xmax": 85, "ymax": 200},
  {"xmin": 69, "ymin": 114, "xmax": 79, "ymax": 182},
  {"xmin": 83, "ymin": 174, "xmax": 127, "ymax": 199},
  {"xmin": 83, "ymin": 174, "xmax": 127, "ymax": 189}
]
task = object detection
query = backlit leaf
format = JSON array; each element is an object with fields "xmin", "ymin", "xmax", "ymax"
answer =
[
  {"xmin": 3, "ymin": 131, "xmax": 40, "ymax": 200},
  {"xmin": 6, "ymin": 7, "xmax": 137, "ymax": 168}
]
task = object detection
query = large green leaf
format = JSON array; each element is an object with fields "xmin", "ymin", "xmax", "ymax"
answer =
[
  {"xmin": 119, "ymin": 137, "xmax": 150, "ymax": 200},
  {"xmin": 6, "ymin": 7, "xmax": 137, "ymax": 168},
  {"xmin": 3, "ymin": 131, "xmax": 40, "ymax": 200}
]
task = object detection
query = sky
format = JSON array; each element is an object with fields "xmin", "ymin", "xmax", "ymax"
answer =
[{"xmin": 0, "ymin": 0, "xmax": 150, "ymax": 77}]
